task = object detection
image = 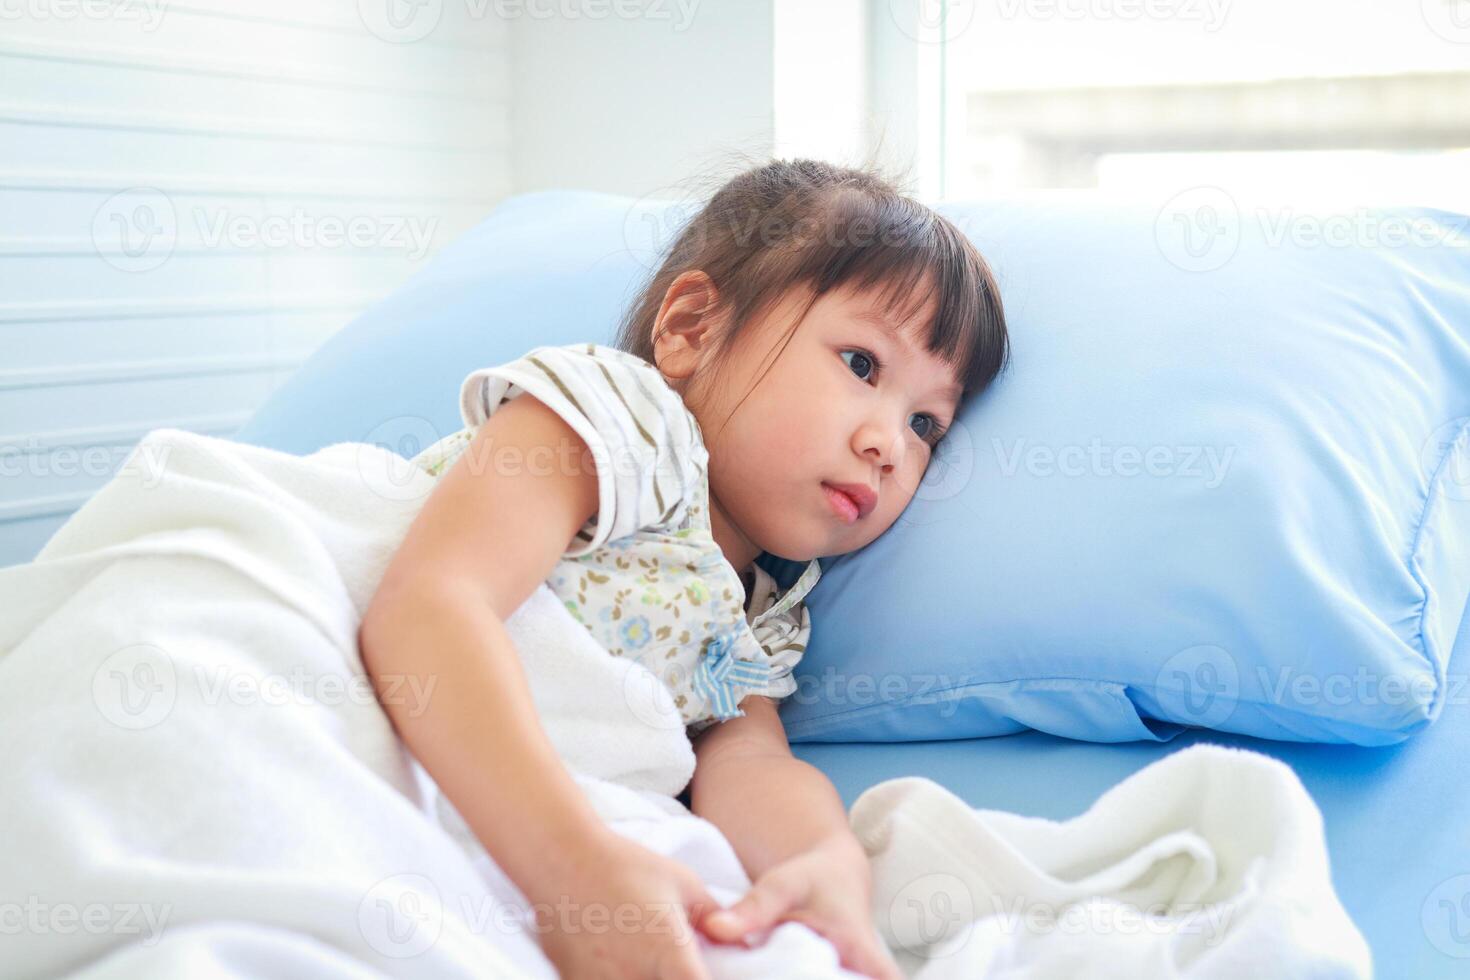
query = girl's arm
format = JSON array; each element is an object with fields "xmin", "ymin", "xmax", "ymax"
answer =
[
  {"xmin": 360, "ymin": 583, "xmax": 618, "ymax": 902},
  {"xmin": 358, "ymin": 394, "xmax": 618, "ymax": 907},
  {"xmin": 687, "ymin": 694, "xmax": 866, "ymax": 879},
  {"xmin": 689, "ymin": 696, "xmax": 904, "ymax": 978}
]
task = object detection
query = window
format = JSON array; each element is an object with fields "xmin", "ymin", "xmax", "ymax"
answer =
[{"xmin": 932, "ymin": 0, "xmax": 1470, "ymax": 211}]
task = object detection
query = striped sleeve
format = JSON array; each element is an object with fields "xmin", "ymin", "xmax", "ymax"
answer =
[{"xmin": 457, "ymin": 342, "xmax": 707, "ymax": 557}]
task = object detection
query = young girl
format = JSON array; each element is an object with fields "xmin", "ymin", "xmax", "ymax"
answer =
[{"xmin": 358, "ymin": 158, "xmax": 1009, "ymax": 979}]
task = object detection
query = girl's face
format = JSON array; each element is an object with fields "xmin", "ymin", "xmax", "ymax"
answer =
[{"xmin": 656, "ymin": 273, "xmax": 964, "ymax": 570}]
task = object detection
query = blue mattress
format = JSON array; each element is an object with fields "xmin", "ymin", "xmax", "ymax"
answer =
[{"xmin": 792, "ymin": 599, "xmax": 1470, "ymax": 980}]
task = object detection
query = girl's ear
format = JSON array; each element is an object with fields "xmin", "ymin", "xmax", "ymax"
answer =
[{"xmin": 651, "ymin": 270, "xmax": 723, "ymax": 388}]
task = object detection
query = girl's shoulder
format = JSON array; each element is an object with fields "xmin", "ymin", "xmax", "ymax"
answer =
[
  {"xmin": 509, "ymin": 341, "xmax": 658, "ymax": 375},
  {"xmin": 489, "ymin": 341, "xmax": 702, "ymax": 442},
  {"xmin": 447, "ymin": 341, "xmax": 709, "ymax": 548},
  {"xmin": 498, "ymin": 342, "xmax": 687, "ymax": 410}
]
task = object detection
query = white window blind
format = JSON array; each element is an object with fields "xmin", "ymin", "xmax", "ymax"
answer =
[{"xmin": 0, "ymin": 0, "xmax": 512, "ymax": 566}]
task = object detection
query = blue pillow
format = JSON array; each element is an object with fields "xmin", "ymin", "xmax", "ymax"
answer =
[
  {"xmin": 781, "ymin": 195, "xmax": 1470, "ymax": 746},
  {"xmin": 237, "ymin": 189, "xmax": 1470, "ymax": 747}
]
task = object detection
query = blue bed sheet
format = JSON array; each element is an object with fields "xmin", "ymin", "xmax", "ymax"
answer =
[{"xmin": 792, "ymin": 598, "xmax": 1470, "ymax": 980}]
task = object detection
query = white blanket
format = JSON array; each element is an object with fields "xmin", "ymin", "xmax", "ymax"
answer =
[
  {"xmin": 852, "ymin": 746, "xmax": 1372, "ymax": 978},
  {"xmin": 0, "ymin": 429, "xmax": 1370, "ymax": 979}
]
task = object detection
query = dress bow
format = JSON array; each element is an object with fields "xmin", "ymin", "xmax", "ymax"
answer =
[{"xmin": 692, "ymin": 626, "xmax": 773, "ymax": 720}]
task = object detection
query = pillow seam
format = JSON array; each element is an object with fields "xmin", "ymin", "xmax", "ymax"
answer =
[{"xmin": 1405, "ymin": 415, "xmax": 1470, "ymax": 721}]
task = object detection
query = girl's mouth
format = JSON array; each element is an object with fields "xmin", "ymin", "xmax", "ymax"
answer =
[{"xmin": 822, "ymin": 483, "xmax": 860, "ymax": 524}]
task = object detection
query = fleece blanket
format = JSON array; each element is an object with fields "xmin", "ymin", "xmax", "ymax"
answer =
[{"xmin": 0, "ymin": 429, "xmax": 1370, "ymax": 978}]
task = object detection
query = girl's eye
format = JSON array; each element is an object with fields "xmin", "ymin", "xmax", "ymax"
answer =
[
  {"xmin": 839, "ymin": 348, "xmax": 950, "ymax": 449},
  {"xmin": 912, "ymin": 415, "xmax": 949, "ymax": 447},
  {"xmin": 840, "ymin": 348, "xmax": 877, "ymax": 382}
]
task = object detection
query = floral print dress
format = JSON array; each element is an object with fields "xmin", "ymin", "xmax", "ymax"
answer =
[{"xmin": 408, "ymin": 342, "xmax": 821, "ymax": 738}]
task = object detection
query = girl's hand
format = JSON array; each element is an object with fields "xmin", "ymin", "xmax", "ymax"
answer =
[
  {"xmin": 699, "ymin": 834, "xmax": 904, "ymax": 980},
  {"xmin": 527, "ymin": 829, "xmax": 730, "ymax": 980}
]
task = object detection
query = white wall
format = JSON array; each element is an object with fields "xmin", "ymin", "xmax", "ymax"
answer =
[
  {"xmin": 508, "ymin": 0, "xmax": 777, "ymax": 198},
  {"xmin": 506, "ymin": 0, "xmax": 927, "ymax": 199},
  {"xmin": 774, "ymin": 0, "xmax": 867, "ymax": 166}
]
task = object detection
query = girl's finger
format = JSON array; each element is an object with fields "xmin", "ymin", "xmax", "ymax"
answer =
[
  {"xmin": 704, "ymin": 872, "xmax": 806, "ymax": 941},
  {"xmin": 683, "ymin": 882, "xmax": 726, "ymax": 937}
]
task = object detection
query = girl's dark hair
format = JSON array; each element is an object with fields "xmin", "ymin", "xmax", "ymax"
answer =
[{"xmin": 612, "ymin": 153, "xmax": 1009, "ymax": 436}]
